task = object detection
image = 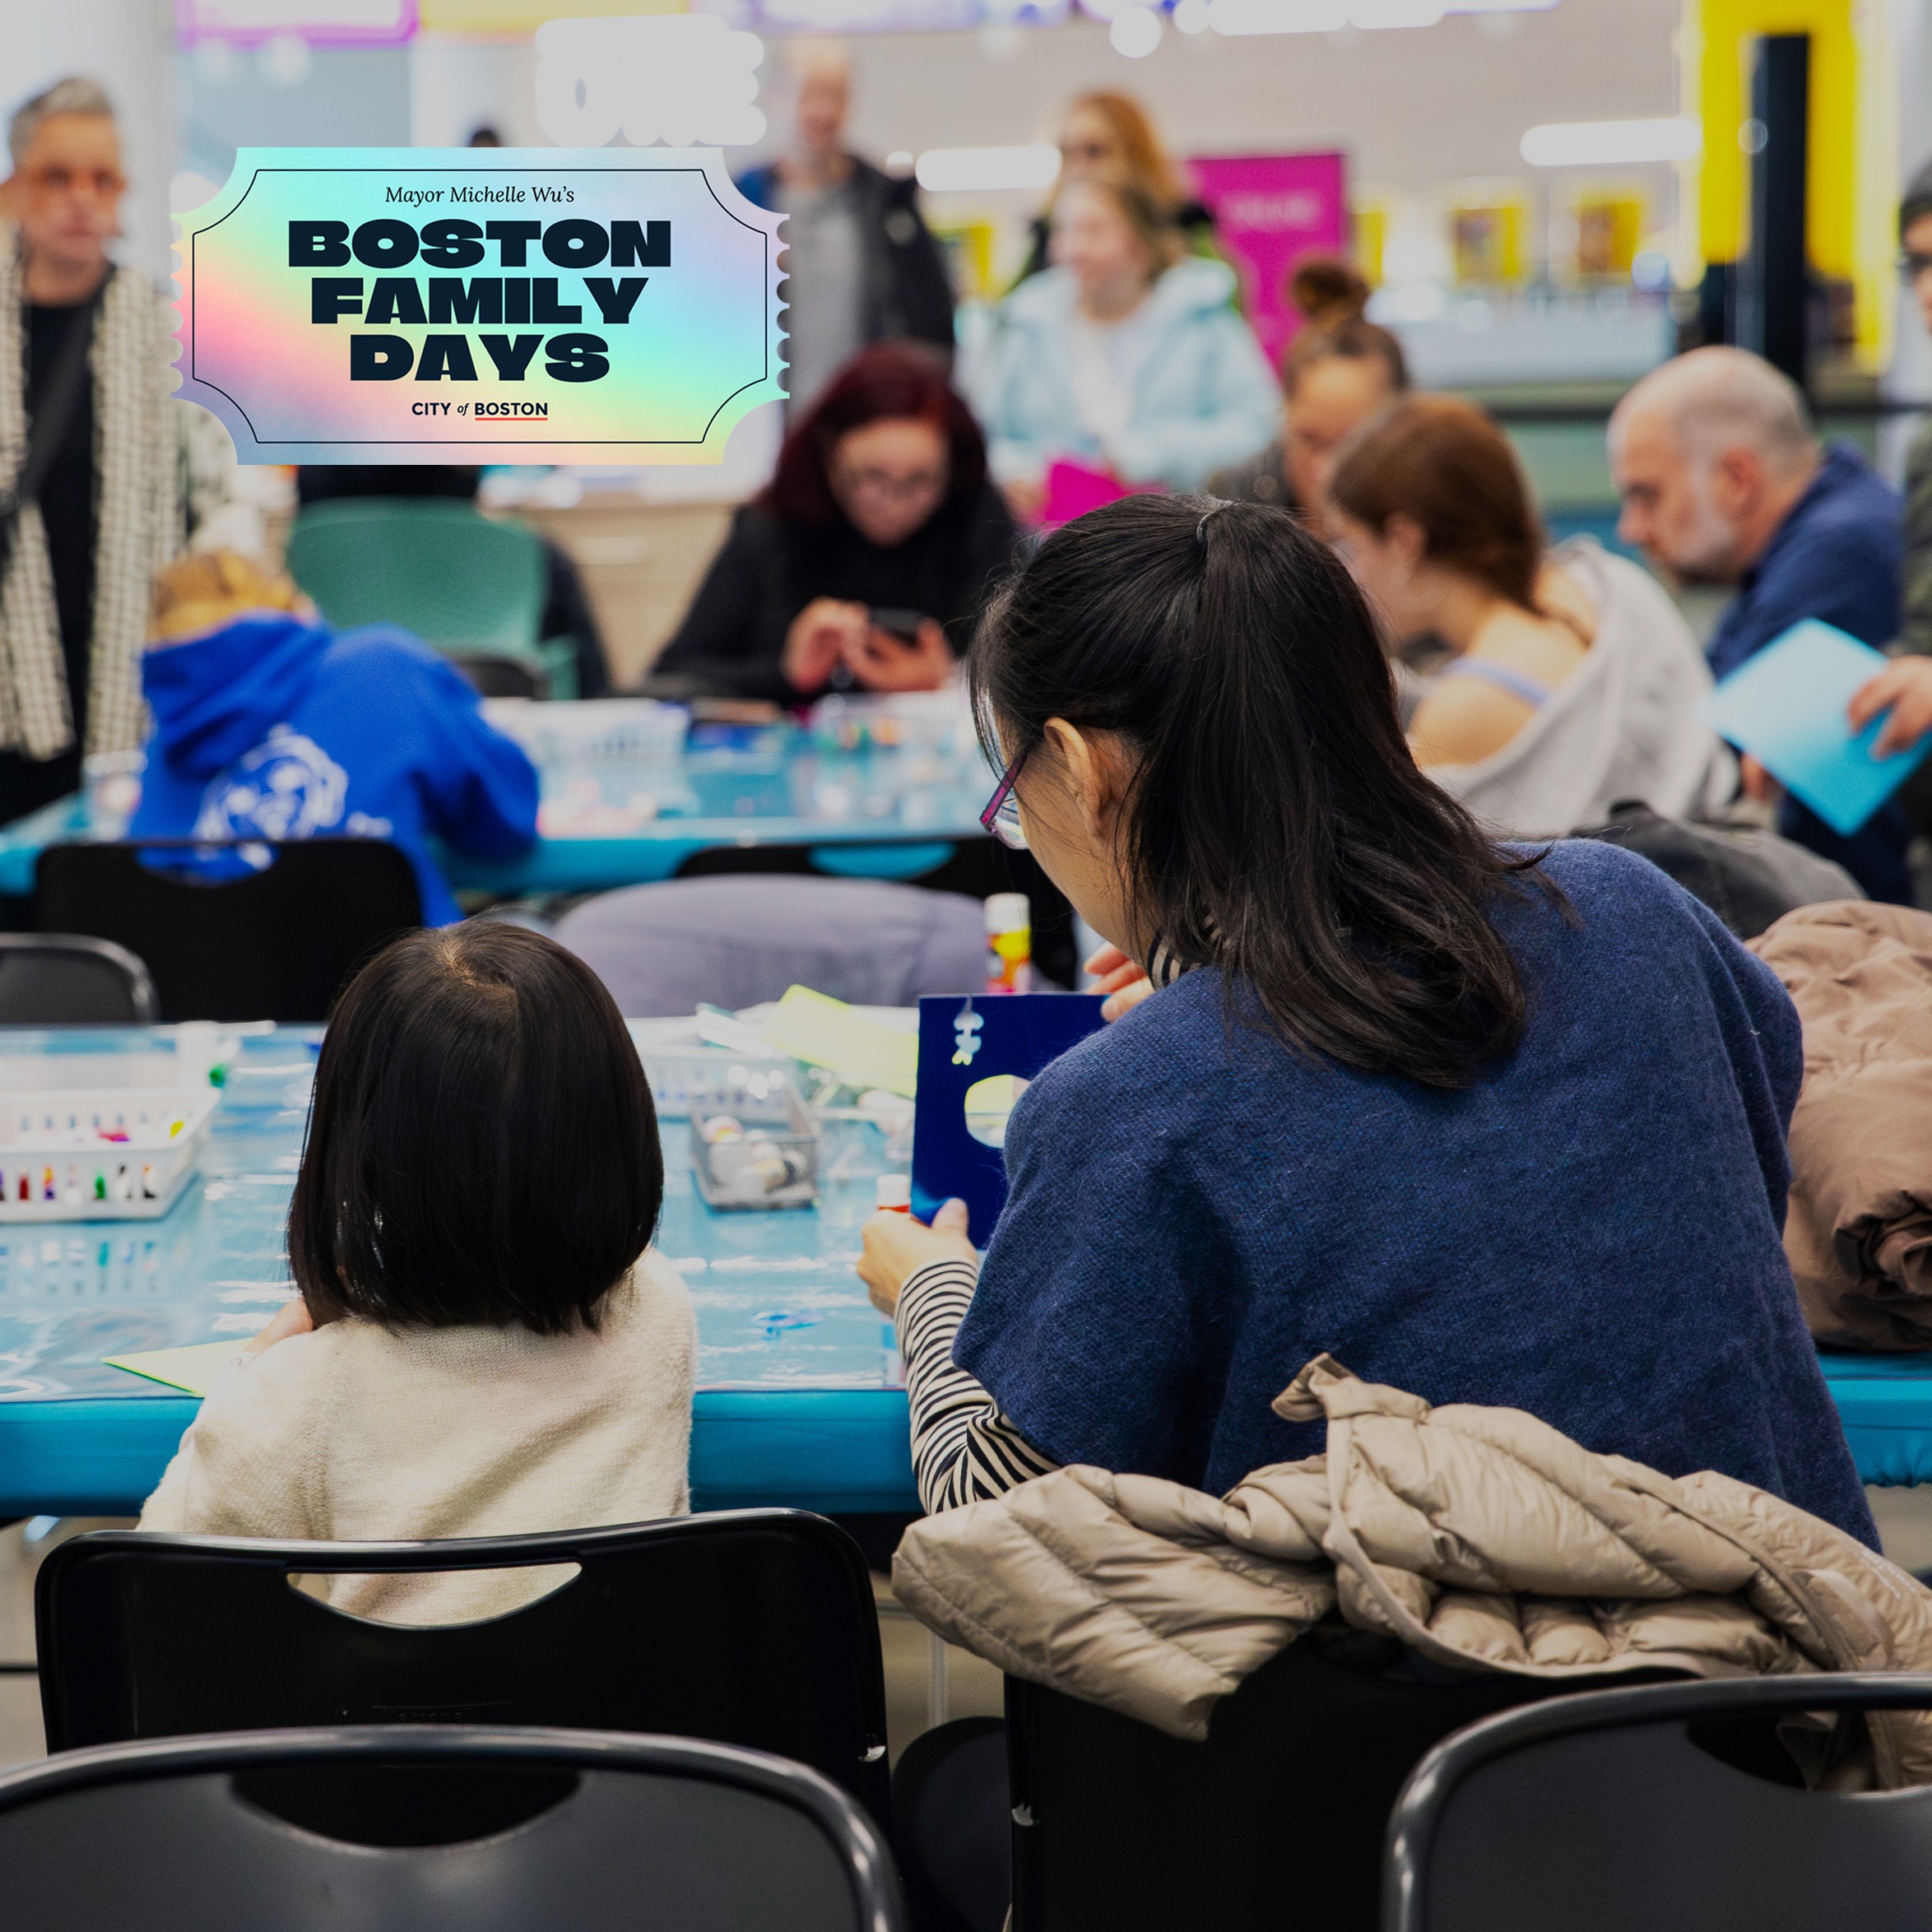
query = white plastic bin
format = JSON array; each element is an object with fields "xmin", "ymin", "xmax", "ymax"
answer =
[{"xmin": 0, "ymin": 1086, "xmax": 219, "ymax": 1220}]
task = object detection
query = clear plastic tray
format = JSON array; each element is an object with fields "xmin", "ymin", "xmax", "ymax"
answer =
[
  {"xmin": 483, "ymin": 697, "xmax": 690, "ymax": 765},
  {"xmin": 690, "ymin": 1072, "xmax": 820, "ymax": 1211}
]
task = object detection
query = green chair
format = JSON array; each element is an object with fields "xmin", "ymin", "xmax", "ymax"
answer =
[{"xmin": 285, "ymin": 499, "xmax": 578, "ymax": 699}]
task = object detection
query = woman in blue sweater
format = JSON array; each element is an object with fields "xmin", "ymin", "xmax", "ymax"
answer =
[{"xmin": 860, "ymin": 494, "xmax": 1873, "ymax": 1548}]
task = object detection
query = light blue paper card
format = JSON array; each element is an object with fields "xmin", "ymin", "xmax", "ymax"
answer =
[{"xmin": 1700, "ymin": 620, "xmax": 1930, "ymax": 836}]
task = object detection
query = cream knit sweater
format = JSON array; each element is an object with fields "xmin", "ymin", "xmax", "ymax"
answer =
[{"xmin": 139, "ymin": 1249, "xmax": 697, "ymax": 1625}]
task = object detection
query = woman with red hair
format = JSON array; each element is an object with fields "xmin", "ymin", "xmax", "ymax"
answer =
[{"xmin": 656, "ymin": 346, "xmax": 1020, "ymax": 702}]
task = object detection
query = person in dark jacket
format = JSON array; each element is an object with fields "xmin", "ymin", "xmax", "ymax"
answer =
[
  {"xmin": 654, "ymin": 344, "xmax": 1018, "ymax": 704},
  {"xmin": 1011, "ymin": 90, "xmax": 1219, "ymax": 290},
  {"xmin": 1609, "ymin": 346, "xmax": 1914, "ymax": 903},
  {"xmin": 735, "ymin": 42, "xmax": 954, "ymax": 415}
]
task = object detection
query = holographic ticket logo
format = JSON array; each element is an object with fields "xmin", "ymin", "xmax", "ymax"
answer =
[{"xmin": 173, "ymin": 148, "xmax": 786, "ymax": 465}]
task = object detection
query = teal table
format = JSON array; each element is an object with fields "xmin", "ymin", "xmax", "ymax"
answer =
[
  {"xmin": 0, "ymin": 1028, "xmax": 917, "ymax": 1517},
  {"xmin": 0, "ymin": 724, "xmax": 994, "ymax": 900},
  {"xmin": 2, "ymin": 1029, "xmax": 1922, "ymax": 1514}
]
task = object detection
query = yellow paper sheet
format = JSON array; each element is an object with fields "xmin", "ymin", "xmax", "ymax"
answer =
[
  {"xmin": 760, "ymin": 986, "xmax": 918, "ymax": 1099},
  {"xmin": 104, "ymin": 1338, "xmax": 253, "ymax": 1398}
]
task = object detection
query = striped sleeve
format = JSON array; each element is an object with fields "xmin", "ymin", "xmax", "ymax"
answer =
[{"xmin": 897, "ymin": 1256, "xmax": 1059, "ymax": 1513}]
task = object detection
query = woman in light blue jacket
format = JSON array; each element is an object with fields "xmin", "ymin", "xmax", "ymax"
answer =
[{"xmin": 964, "ymin": 177, "xmax": 1280, "ymax": 506}]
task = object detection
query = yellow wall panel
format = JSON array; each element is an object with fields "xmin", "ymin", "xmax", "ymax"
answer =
[{"xmin": 1685, "ymin": 0, "xmax": 1895, "ymax": 365}]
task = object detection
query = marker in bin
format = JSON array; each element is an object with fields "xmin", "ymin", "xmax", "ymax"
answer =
[{"xmin": 984, "ymin": 893, "xmax": 1032, "ymax": 995}]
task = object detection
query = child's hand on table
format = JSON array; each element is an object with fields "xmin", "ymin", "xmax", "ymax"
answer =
[
  {"xmin": 858, "ymin": 1198, "xmax": 975, "ymax": 1317},
  {"xmin": 245, "ymin": 1298, "xmax": 313, "ymax": 1355}
]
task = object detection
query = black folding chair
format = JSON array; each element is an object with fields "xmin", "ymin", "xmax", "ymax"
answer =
[
  {"xmin": 987, "ymin": 1633, "xmax": 1672, "ymax": 1932},
  {"xmin": 36, "ymin": 1512, "xmax": 889, "ymax": 1823},
  {"xmin": 0, "ymin": 932, "xmax": 156, "ymax": 1024},
  {"xmin": 449, "ymin": 651, "xmax": 550, "ymax": 699},
  {"xmin": 0, "ymin": 1724, "xmax": 905, "ymax": 1932},
  {"xmin": 35, "ymin": 837, "xmax": 422, "ymax": 1022},
  {"xmin": 1383, "ymin": 1674, "xmax": 1932, "ymax": 1932}
]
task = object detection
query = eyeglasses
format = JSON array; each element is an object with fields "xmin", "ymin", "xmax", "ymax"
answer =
[
  {"xmin": 979, "ymin": 745, "xmax": 1030, "ymax": 851},
  {"xmin": 22, "ymin": 165, "xmax": 124, "ymax": 199},
  {"xmin": 1900, "ymin": 251, "xmax": 1932, "ymax": 284},
  {"xmin": 836, "ymin": 463, "xmax": 949, "ymax": 504}
]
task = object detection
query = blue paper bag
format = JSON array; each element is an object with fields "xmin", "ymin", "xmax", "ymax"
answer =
[
  {"xmin": 1700, "ymin": 620, "xmax": 1931, "ymax": 836},
  {"xmin": 912, "ymin": 992, "xmax": 1107, "ymax": 1247}
]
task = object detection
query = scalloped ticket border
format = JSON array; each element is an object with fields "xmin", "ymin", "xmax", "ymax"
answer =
[{"xmin": 172, "ymin": 147, "xmax": 787, "ymax": 466}]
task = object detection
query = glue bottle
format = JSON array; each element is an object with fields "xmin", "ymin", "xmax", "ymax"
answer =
[
  {"xmin": 984, "ymin": 893, "xmax": 1033, "ymax": 995},
  {"xmin": 875, "ymin": 1173, "xmax": 913, "ymax": 1214}
]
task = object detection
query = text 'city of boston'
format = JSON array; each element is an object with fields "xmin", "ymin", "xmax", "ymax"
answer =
[{"xmin": 291, "ymin": 217, "xmax": 671, "ymax": 384}]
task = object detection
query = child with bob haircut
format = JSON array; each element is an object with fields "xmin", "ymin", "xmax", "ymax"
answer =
[{"xmin": 141, "ymin": 922, "xmax": 695, "ymax": 1624}]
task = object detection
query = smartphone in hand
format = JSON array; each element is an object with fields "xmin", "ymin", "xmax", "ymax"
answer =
[{"xmin": 867, "ymin": 607, "xmax": 932, "ymax": 648}]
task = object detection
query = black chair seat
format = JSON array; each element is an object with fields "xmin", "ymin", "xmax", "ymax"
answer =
[
  {"xmin": 35, "ymin": 1512, "xmax": 890, "ymax": 1824},
  {"xmin": 1384, "ymin": 1674, "xmax": 1932, "ymax": 1932},
  {"xmin": 35, "ymin": 838, "xmax": 422, "ymax": 1022},
  {"xmin": 449, "ymin": 652, "xmax": 549, "ymax": 700},
  {"xmin": 0, "ymin": 932, "xmax": 156, "ymax": 1024},
  {"xmin": 0, "ymin": 1724, "xmax": 904, "ymax": 1932}
]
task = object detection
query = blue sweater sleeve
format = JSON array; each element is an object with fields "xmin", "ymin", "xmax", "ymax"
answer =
[
  {"xmin": 1711, "ymin": 521, "xmax": 1902, "ymax": 676},
  {"xmin": 411, "ymin": 655, "xmax": 541, "ymax": 859},
  {"xmin": 952, "ymin": 1025, "xmax": 1235, "ymax": 1479}
]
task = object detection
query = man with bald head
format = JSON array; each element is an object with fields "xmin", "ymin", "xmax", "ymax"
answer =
[{"xmin": 1610, "ymin": 346, "xmax": 1911, "ymax": 900}]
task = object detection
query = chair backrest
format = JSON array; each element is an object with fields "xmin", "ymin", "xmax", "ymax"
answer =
[
  {"xmin": 35, "ymin": 839, "xmax": 422, "ymax": 1022},
  {"xmin": 449, "ymin": 651, "xmax": 550, "ymax": 700},
  {"xmin": 555, "ymin": 875, "xmax": 987, "ymax": 1016},
  {"xmin": 286, "ymin": 499, "xmax": 546, "ymax": 654},
  {"xmin": 0, "ymin": 933, "xmax": 157, "ymax": 1024},
  {"xmin": 1383, "ymin": 1674, "xmax": 1932, "ymax": 1932},
  {"xmin": 0, "ymin": 1724, "xmax": 904, "ymax": 1932},
  {"xmin": 36, "ymin": 1511, "xmax": 890, "ymax": 1822},
  {"xmin": 1003, "ymin": 1634, "xmax": 1673, "ymax": 1932}
]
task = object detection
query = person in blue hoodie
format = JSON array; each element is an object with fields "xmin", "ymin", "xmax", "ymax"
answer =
[
  {"xmin": 963, "ymin": 175, "xmax": 1280, "ymax": 513},
  {"xmin": 131, "ymin": 550, "xmax": 538, "ymax": 927}
]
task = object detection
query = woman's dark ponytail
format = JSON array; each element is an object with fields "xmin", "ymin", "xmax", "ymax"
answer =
[{"xmin": 970, "ymin": 495, "xmax": 1543, "ymax": 1089}]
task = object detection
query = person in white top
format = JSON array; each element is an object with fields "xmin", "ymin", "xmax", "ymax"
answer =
[
  {"xmin": 1326, "ymin": 394, "xmax": 1730, "ymax": 838},
  {"xmin": 140, "ymin": 922, "xmax": 696, "ymax": 1626},
  {"xmin": 964, "ymin": 177, "xmax": 1279, "ymax": 513}
]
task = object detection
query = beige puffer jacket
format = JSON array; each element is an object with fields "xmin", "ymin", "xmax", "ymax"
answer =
[
  {"xmin": 1748, "ymin": 901, "xmax": 1932, "ymax": 1349},
  {"xmin": 894, "ymin": 1356, "xmax": 1932, "ymax": 1788}
]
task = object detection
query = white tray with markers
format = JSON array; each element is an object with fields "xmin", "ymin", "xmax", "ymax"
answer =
[{"xmin": 0, "ymin": 1085, "xmax": 219, "ymax": 1220}]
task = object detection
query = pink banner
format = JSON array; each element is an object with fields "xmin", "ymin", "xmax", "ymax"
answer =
[{"xmin": 1187, "ymin": 152, "xmax": 1349, "ymax": 374}]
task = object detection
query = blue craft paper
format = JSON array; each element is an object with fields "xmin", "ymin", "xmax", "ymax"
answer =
[
  {"xmin": 1700, "ymin": 619, "xmax": 1931, "ymax": 836},
  {"xmin": 911, "ymin": 993, "xmax": 1108, "ymax": 1247}
]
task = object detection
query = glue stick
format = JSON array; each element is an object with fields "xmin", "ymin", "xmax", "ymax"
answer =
[
  {"xmin": 984, "ymin": 893, "xmax": 1033, "ymax": 995},
  {"xmin": 875, "ymin": 1173, "xmax": 913, "ymax": 1214}
]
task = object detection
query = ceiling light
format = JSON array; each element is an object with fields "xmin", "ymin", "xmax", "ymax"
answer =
[
  {"xmin": 1349, "ymin": 0, "xmax": 1442, "ymax": 25},
  {"xmin": 915, "ymin": 144, "xmax": 1062, "ymax": 193},
  {"xmin": 1207, "ymin": 0, "xmax": 1346, "ymax": 35},
  {"xmin": 1110, "ymin": 4, "xmax": 1163, "ymax": 53},
  {"xmin": 1520, "ymin": 117, "xmax": 1702, "ymax": 167}
]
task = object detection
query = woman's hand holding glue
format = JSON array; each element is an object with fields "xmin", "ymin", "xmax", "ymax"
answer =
[
  {"xmin": 1085, "ymin": 941, "xmax": 1154, "ymax": 1022},
  {"xmin": 858, "ymin": 1197, "xmax": 975, "ymax": 1317}
]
